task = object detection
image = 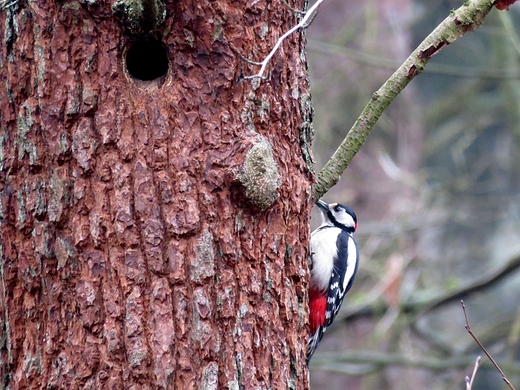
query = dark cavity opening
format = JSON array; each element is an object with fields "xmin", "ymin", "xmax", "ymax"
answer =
[{"xmin": 126, "ymin": 39, "xmax": 168, "ymax": 81}]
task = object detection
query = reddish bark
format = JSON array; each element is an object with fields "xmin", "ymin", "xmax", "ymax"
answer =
[
  {"xmin": 494, "ymin": 0, "xmax": 517, "ymax": 10},
  {"xmin": 0, "ymin": 1, "xmax": 313, "ymax": 388}
]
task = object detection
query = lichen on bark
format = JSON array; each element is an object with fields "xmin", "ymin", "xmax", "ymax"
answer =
[
  {"xmin": 191, "ymin": 229, "xmax": 215, "ymax": 283},
  {"xmin": 112, "ymin": 0, "xmax": 166, "ymax": 35}
]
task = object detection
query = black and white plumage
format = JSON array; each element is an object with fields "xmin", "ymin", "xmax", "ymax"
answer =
[{"xmin": 307, "ymin": 199, "xmax": 359, "ymax": 363}]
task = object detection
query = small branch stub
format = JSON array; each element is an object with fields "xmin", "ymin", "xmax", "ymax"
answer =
[
  {"xmin": 494, "ymin": 0, "xmax": 518, "ymax": 10},
  {"xmin": 236, "ymin": 138, "xmax": 281, "ymax": 210}
]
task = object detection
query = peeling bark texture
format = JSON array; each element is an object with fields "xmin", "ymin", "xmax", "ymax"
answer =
[{"xmin": 0, "ymin": 1, "xmax": 313, "ymax": 389}]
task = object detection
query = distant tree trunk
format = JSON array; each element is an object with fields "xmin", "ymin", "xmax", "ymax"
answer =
[{"xmin": 0, "ymin": 1, "xmax": 313, "ymax": 388}]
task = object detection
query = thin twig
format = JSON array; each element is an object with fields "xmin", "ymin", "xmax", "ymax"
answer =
[
  {"xmin": 465, "ymin": 356, "xmax": 481, "ymax": 390},
  {"xmin": 244, "ymin": 0, "xmax": 325, "ymax": 79},
  {"xmin": 461, "ymin": 300, "xmax": 516, "ymax": 390}
]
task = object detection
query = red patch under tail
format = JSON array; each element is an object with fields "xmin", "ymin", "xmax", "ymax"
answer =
[{"xmin": 309, "ymin": 286, "xmax": 327, "ymax": 334}]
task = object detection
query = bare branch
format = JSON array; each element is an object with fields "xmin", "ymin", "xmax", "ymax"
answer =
[
  {"xmin": 339, "ymin": 254, "xmax": 520, "ymax": 323},
  {"xmin": 461, "ymin": 300, "xmax": 516, "ymax": 390},
  {"xmin": 307, "ymin": 39, "xmax": 520, "ymax": 79},
  {"xmin": 311, "ymin": 350, "xmax": 477, "ymax": 371},
  {"xmin": 310, "ymin": 350, "xmax": 520, "ymax": 375},
  {"xmin": 466, "ymin": 356, "xmax": 481, "ymax": 390},
  {"xmin": 312, "ymin": 0, "xmax": 496, "ymax": 201},
  {"xmin": 244, "ymin": 0, "xmax": 325, "ymax": 79}
]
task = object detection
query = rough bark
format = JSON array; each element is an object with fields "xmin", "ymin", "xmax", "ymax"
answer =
[{"xmin": 0, "ymin": 1, "xmax": 313, "ymax": 389}]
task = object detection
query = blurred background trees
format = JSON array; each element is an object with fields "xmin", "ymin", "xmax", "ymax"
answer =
[{"xmin": 307, "ymin": 0, "xmax": 520, "ymax": 389}]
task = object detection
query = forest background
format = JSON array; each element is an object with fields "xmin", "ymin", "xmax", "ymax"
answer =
[{"xmin": 307, "ymin": 1, "xmax": 520, "ymax": 389}]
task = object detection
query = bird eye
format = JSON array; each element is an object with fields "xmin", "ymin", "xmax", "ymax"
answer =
[{"xmin": 334, "ymin": 205, "xmax": 341, "ymax": 212}]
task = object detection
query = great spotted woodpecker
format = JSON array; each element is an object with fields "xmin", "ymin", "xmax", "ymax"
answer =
[{"xmin": 307, "ymin": 200, "xmax": 359, "ymax": 363}]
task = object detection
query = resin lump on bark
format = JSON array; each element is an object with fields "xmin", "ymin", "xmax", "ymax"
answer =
[{"xmin": 236, "ymin": 137, "xmax": 281, "ymax": 211}]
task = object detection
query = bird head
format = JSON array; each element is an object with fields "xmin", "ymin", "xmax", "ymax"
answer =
[{"xmin": 316, "ymin": 199, "xmax": 358, "ymax": 232}]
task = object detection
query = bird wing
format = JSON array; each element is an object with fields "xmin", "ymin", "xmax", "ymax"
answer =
[{"xmin": 324, "ymin": 231, "xmax": 359, "ymax": 328}]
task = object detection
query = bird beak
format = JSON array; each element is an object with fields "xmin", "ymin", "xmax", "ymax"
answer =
[{"xmin": 316, "ymin": 199, "xmax": 329, "ymax": 212}]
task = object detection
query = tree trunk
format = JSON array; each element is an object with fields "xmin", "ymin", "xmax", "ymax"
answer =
[{"xmin": 0, "ymin": 1, "xmax": 313, "ymax": 388}]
